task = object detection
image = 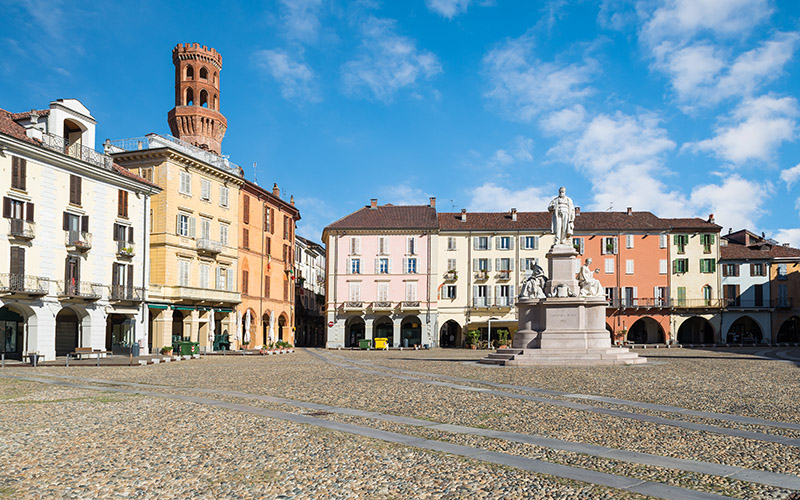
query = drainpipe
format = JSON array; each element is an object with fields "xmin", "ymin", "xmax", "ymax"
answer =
[{"xmin": 142, "ymin": 185, "xmax": 155, "ymax": 353}]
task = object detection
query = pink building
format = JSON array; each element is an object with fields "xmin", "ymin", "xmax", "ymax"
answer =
[{"xmin": 323, "ymin": 198, "xmax": 438, "ymax": 348}]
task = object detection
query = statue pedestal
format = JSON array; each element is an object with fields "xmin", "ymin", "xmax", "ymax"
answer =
[{"xmin": 481, "ymin": 244, "xmax": 646, "ymax": 366}]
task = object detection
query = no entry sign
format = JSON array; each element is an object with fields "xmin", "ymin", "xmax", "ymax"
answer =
[{"xmin": 328, "ymin": 321, "xmax": 334, "ymax": 327}]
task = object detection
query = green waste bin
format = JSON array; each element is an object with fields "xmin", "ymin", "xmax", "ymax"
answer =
[
  {"xmin": 358, "ymin": 339, "xmax": 371, "ymax": 350},
  {"xmin": 175, "ymin": 341, "xmax": 200, "ymax": 356}
]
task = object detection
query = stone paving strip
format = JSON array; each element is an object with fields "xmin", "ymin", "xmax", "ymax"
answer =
[
  {"xmin": 309, "ymin": 350, "xmax": 800, "ymax": 447},
  {"xmin": 323, "ymin": 350, "xmax": 800, "ymax": 432},
  {"xmin": 0, "ymin": 373, "xmax": 733, "ymax": 500},
  {"xmin": 4, "ymin": 370, "xmax": 799, "ymax": 494}
]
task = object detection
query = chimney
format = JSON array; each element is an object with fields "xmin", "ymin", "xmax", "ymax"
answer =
[
  {"xmin": 272, "ymin": 183, "xmax": 280, "ymax": 198},
  {"xmin": 370, "ymin": 199, "xmax": 378, "ymax": 209},
  {"xmin": 708, "ymin": 213, "xmax": 715, "ymax": 224},
  {"xmin": 626, "ymin": 207, "xmax": 632, "ymax": 215},
  {"xmin": 429, "ymin": 197, "xmax": 436, "ymax": 208},
  {"xmin": 290, "ymin": 195, "xmax": 295, "ymax": 206},
  {"xmin": 25, "ymin": 109, "xmax": 43, "ymax": 141},
  {"xmin": 511, "ymin": 208, "xmax": 517, "ymax": 221},
  {"xmin": 460, "ymin": 209, "xmax": 467, "ymax": 222},
  {"xmin": 575, "ymin": 206, "xmax": 580, "ymax": 216}
]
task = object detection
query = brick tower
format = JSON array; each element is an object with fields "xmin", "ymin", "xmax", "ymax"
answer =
[{"xmin": 167, "ymin": 43, "xmax": 227, "ymax": 154}]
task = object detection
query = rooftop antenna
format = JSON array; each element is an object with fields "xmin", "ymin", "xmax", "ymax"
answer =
[
  {"xmin": 253, "ymin": 162, "xmax": 257, "ymax": 185},
  {"xmin": 607, "ymin": 201, "xmax": 613, "ymax": 211},
  {"xmin": 450, "ymin": 199, "xmax": 456, "ymax": 211}
]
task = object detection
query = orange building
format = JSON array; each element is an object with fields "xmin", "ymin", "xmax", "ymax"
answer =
[
  {"xmin": 574, "ymin": 210, "xmax": 672, "ymax": 343},
  {"xmin": 237, "ymin": 180, "xmax": 300, "ymax": 348}
]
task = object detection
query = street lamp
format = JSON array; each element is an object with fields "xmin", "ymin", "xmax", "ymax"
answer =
[{"xmin": 487, "ymin": 317, "xmax": 499, "ymax": 350}]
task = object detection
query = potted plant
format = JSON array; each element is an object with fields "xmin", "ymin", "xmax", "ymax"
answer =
[
  {"xmin": 160, "ymin": 346, "xmax": 173, "ymax": 356},
  {"xmin": 615, "ymin": 329, "xmax": 627, "ymax": 345},
  {"xmin": 496, "ymin": 329, "xmax": 510, "ymax": 349},
  {"xmin": 466, "ymin": 329, "xmax": 480, "ymax": 349}
]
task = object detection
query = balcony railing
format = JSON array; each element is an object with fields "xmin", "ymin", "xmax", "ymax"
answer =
[
  {"xmin": 494, "ymin": 298, "xmax": 513, "ymax": 308},
  {"xmin": 724, "ymin": 298, "xmax": 789, "ymax": 309},
  {"xmin": 610, "ymin": 298, "xmax": 671, "ymax": 309},
  {"xmin": 472, "ymin": 298, "xmax": 489, "ymax": 308},
  {"xmin": 775, "ymin": 298, "xmax": 793, "ymax": 308},
  {"xmin": 110, "ymin": 285, "xmax": 145, "ymax": 302},
  {"xmin": 443, "ymin": 270, "xmax": 458, "ymax": 281},
  {"xmin": 116, "ymin": 240, "xmax": 135, "ymax": 257},
  {"xmin": 196, "ymin": 238, "xmax": 223, "ymax": 254},
  {"xmin": 401, "ymin": 301, "xmax": 420, "ymax": 310},
  {"xmin": 57, "ymin": 280, "xmax": 102, "ymax": 300},
  {"xmin": 372, "ymin": 301, "xmax": 393, "ymax": 310},
  {"xmin": 672, "ymin": 298, "xmax": 726, "ymax": 308},
  {"xmin": 474, "ymin": 270, "xmax": 489, "ymax": 280},
  {"xmin": 0, "ymin": 274, "xmax": 49, "ymax": 295},
  {"xmin": 107, "ymin": 134, "xmax": 241, "ymax": 175},
  {"xmin": 41, "ymin": 132, "xmax": 113, "ymax": 170},
  {"xmin": 8, "ymin": 219, "xmax": 35, "ymax": 240},
  {"xmin": 496, "ymin": 270, "xmax": 511, "ymax": 280},
  {"xmin": 65, "ymin": 231, "xmax": 92, "ymax": 251},
  {"xmin": 343, "ymin": 301, "xmax": 363, "ymax": 310}
]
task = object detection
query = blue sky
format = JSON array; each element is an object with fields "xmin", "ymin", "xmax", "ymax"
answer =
[{"xmin": 2, "ymin": 0, "xmax": 800, "ymax": 245}]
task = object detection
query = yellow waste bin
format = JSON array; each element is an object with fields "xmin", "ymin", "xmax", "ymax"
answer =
[{"xmin": 374, "ymin": 338, "xmax": 388, "ymax": 350}]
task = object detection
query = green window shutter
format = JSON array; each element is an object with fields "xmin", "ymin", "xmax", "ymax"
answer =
[
  {"xmin": 710, "ymin": 259, "xmax": 716, "ymax": 272},
  {"xmin": 672, "ymin": 260, "xmax": 677, "ymax": 274},
  {"xmin": 673, "ymin": 234, "xmax": 678, "ymax": 244},
  {"xmin": 709, "ymin": 234, "xmax": 715, "ymax": 244}
]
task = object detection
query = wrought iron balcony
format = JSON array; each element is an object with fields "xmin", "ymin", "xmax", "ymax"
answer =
[
  {"xmin": 65, "ymin": 231, "xmax": 92, "ymax": 251},
  {"xmin": 57, "ymin": 280, "xmax": 102, "ymax": 300},
  {"xmin": 8, "ymin": 219, "xmax": 35, "ymax": 240},
  {"xmin": 110, "ymin": 285, "xmax": 145, "ymax": 302},
  {"xmin": 671, "ymin": 298, "xmax": 725, "ymax": 308},
  {"xmin": 443, "ymin": 270, "xmax": 458, "ymax": 281},
  {"xmin": 0, "ymin": 274, "xmax": 49, "ymax": 296},
  {"xmin": 401, "ymin": 301, "xmax": 420, "ymax": 310},
  {"xmin": 41, "ymin": 132, "xmax": 113, "ymax": 170},
  {"xmin": 343, "ymin": 301, "xmax": 363, "ymax": 310},
  {"xmin": 724, "ymin": 298, "xmax": 778, "ymax": 309},
  {"xmin": 474, "ymin": 270, "xmax": 489, "ymax": 281},
  {"xmin": 196, "ymin": 238, "xmax": 223, "ymax": 254},
  {"xmin": 774, "ymin": 298, "xmax": 793, "ymax": 308},
  {"xmin": 107, "ymin": 134, "xmax": 241, "ymax": 175},
  {"xmin": 609, "ymin": 298, "xmax": 671, "ymax": 309},
  {"xmin": 472, "ymin": 298, "xmax": 489, "ymax": 308},
  {"xmin": 372, "ymin": 301, "xmax": 393, "ymax": 310},
  {"xmin": 117, "ymin": 240, "xmax": 135, "ymax": 257},
  {"xmin": 494, "ymin": 298, "xmax": 513, "ymax": 308},
  {"xmin": 496, "ymin": 270, "xmax": 511, "ymax": 281}
]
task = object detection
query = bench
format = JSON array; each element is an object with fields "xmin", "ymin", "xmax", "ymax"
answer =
[
  {"xmin": 22, "ymin": 352, "xmax": 45, "ymax": 366},
  {"xmin": 66, "ymin": 348, "xmax": 112, "ymax": 367}
]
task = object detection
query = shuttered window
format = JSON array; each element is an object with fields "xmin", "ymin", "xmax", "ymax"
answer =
[
  {"xmin": 10, "ymin": 246, "xmax": 25, "ymax": 277},
  {"xmin": 117, "ymin": 190, "xmax": 128, "ymax": 218},
  {"xmin": 243, "ymin": 228, "xmax": 249, "ymax": 249},
  {"xmin": 11, "ymin": 156, "xmax": 26, "ymax": 191},
  {"xmin": 69, "ymin": 175, "xmax": 82, "ymax": 205},
  {"xmin": 242, "ymin": 270, "xmax": 249, "ymax": 295},
  {"xmin": 243, "ymin": 195, "xmax": 250, "ymax": 224}
]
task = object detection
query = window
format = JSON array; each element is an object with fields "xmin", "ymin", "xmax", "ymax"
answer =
[
  {"xmin": 348, "ymin": 282, "xmax": 360, "ymax": 302},
  {"xmin": 179, "ymin": 171, "xmax": 192, "ymax": 196},
  {"xmin": 777, "ymin": 263, "xmax": 788, "ymax": 280},
  {"xmin": 200, "ymin": 218, "xmax": 211, "ymax": 240},
  {"xmin": 754, "ymin": 284, "xmax": 763, "ymax": 307},
  {"xmin": 654, "ymin": 287, "xmax": 668, "ymax": 306},
  {"xmin": 674, "ymin": 234, "xmax": 689, "ymax": 254},
  {"xmin": 11, "ymin": 156, "xmax": 26, "ymax": 191},
  {"xmin": 605, "ymin": 287, "xmax": 616, "ymax": 303},
  {"xmin": 377, "ymin": 282, "xmax": 389, "ymax": 302},
  {"xmin": 177, "ymin": 213, "xmax": 193, "ymax": 237},
  {"xmin": 601, "ymin": 237, "xmax": 618, "ymax": 255},
  {"xmin": 676, "ymin": 287, "xmax": 686, "ymax": 306},
  {"xmin": 10, "ymin": 246, "xmax": 25, "ymax": 282},
  {"xmin": 199, "ymin": 264, "xmax": 209, "ymax": 289},
  {"xmin": 242, "ymin": 270, "xmax": 249, "ymax": 295},
  {"xmin": 699, "ymin": 258, "xmax": 716, "ymax": 273},
  {"xmin": 264, "ymin": 206, "xmax": 271, "ymax": 232},
  {"xmin": 350, "ymin": 237, "xmax": 360, "ymax": 255},
  {"xmin": 659, "ymin": 259, "xmax": 668, "ymax": 274},
  {"xmin": 495, "ymin": 285, "xmax": 513, "ymax": 306},
  {"xmin": 179, "ymin": 260, "xmax": 190, "ymax": 286},
  {"xmin": 349, "ymin": 258, "xmax": 361, "ymax": 274},
  {"xmin": 474, "ymin": 258, "xmax": 490, "ymax": 273},
  {"xmin": 141, "ymin": 167, "xmax": 153, "ymax": 183},
  {"xmin": 474, "ymin": 236, "xmax": 490, "ymax": 250},
  {"xmin": 264, "ymin": 276, "xmax": 270, "ymax": 298},
  {"xmin": 722, "ymin": 263, "xmax": 739, "ymax": 277},
  {"xmin": 265, "ymin": 236, "xmax": 271, "ymax": 255},
  {"xmin": 573, "ymin": 237, "xmax": 584, "ymax": 254},
  {"xmin": 201, "ymin": 178, "xmax": 211, "ymax": 201},
  {"xmin": 496, "ymin": 258, "xmax": 512, "ymax": 273},
  {"xmin": 523, "ymin": 236, "xmax": 539, "ymax": 250},
  {"xmin": 673, "ymin": 258, "xmax": 689, "ymax": 274},
  {"xmin": 622, "ymin": 287, "xmax": 637, "ymax": 306},
  {"xmin": 284, "ymin": 215, "xmax": 290, "ymax": 239},
  {"xmin": 447, "ymin": 258, "xmax": 456, "ymax": 271},
  {"xmin": 447, "ymin": 237, "xmax": 456, "ymax": 251},
  {"xmin": 2, "ymin": 197, "xmax": 30, "ymax": 221},
  {"xmin": 62, "ymin": 212, "xmax": 84, "ymax": 234},
  {"xmin": 243, "ymin": 228, "xmax": 249, "ymax": 249},
  {"xmin": 405, "ymin": 258, "xmax": 417, "ymax": 274},
  {"xmin": 473, "ymin": 285, "xmax": 488, "ymax": 307},
  {"xmin": 113, "ymin": 223, "xmax": 133, "ymax": 244},
  {"xmin": 496, "ymin": 236, "xmax": 512, "ymax": 250},
  {"xmin": 219, "ymin": 186, "xmax": 229, "ymax": 207},
  {"xmin": 443, "ymin": 285, "xmax": 456, "ymax": 299},
  {"xmin": 700, "ymin": 234, "xmax": 714, "ymax": 254},
  {"xmin": 219, "ymin": 224, "xmax": 229, "ymax": 246},
  {"xmin": 778, "ymin": 284, "xmax": 789, "ymax": 306},
  {"xmin": 521, "ymin": 258, "xmax": 537, "ymax": 271},
  {"xmin": 407, "ymin": 237, "xmax": 416, "ymax": 255},
  {"xmin": 117, "ymin": 190, "xmax": 129, "ymax": 218},
  {"xmin": 723, "ymin": 284, "xmax": 739, "ymax": 306},
  {"xmin": 625, "ymin": 259, "xmax": 634, "ymax": 275},
  {"xmin": 604, "ymin": 258, "xmax": 614, "ymax": 274},
  {"xmin": 379, "ymin": 236, "xmax": 389, "ymax": 254},
  {"xmin": 626, "ymin": 234, "xmax": 634, "ymax": 249},
  {"xmin": 69, "ymin": 175, "xmax": 82, "ymax": 205},
  {"xmin": 659, "ymin": 234, "xmax": 668, "ymax": 248},
  {"xmin": 750, "ymin": 263, "xmax": 766, "ymax": 276},
  {"xmin": 378, "ymin": 258, "xmax": 390, "ymax": 274},
  {"xmin": 405, "ymin": 282, "xmax": 417, "ymax": 301}
]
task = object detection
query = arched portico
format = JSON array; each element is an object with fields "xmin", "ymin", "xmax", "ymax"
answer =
[
  {"xmin": 0, "ymin": 306, "xmax": 26, "ymax": 359},
  {"xmin": 777, "ymin": 316, "xmax": 800, "ymax": 343},
  {"xmin": 373, "ymin": 316, "xmax": 393, "ymax": 342},
  {"xmin": 439, "ymin": 320, "xmax": 462, "ymax": 348},
  {"xmin": 627, "ymin": 317, "xmax": 665, "ymax": 344},
  {"xmin": 55, "ymin": 307, "xmax": 81, "ymax": 356},
  {"xmin": 726, "ymin": 315, "xmax": 764, "ymax": 344},
  {"xmin": 345, "ymin": 316, "xmax": 365, "ymax": 347},
  {"xmin": 401, "ymin": 315, "xmax": 422, "ymax": 348},
  {"xmin": 677, "ymin": 316, "xmax": 715, "ymax": 344},
  {"xmin": 105, "ymin": 313, "xmax": 136, "ymax": 354}
]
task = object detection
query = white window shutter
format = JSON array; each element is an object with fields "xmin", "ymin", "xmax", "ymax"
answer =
[
  {"xmin": 520, "ymin": 236, "xmax": 525, "ymax": 248},
  {"xmin": 374, "ymin": 258, "xmax": 379, "ymax": 274},
  {"xmin": 494, "ymin": 285, "xmax": 500, "ymax": 305},
  {"xmin": 227, "ymin": 268, "xmax": 234, "ymax": 291},
  {"xmin": 495, "ymin": 258, "xmax": 500, "ymax": 272},
  {"xmin": 520, "ymin": 258, "xmax": 525, "ymax": 270},
  {"xmin": 509, "ymin": 285, "xmax": 515, "ymax": 304},
  {"xmin": 473, "ymin": 237, "xmax": 478, "ymax": 250},
  {"xmin": 509, "ymin": 258, "xmax": 515, "ymax": 271},
  {"xmin": 388, "ymin": 259, "xmax": 392, "ymax": 274},
  {"xmin": 534, "ymin": 236, "xmax": 539, "ymax": 250},
  {"xmin": 486, "ymin": 285, "xmax": 492, "ymax": 304},
  {"xmin": 473, "ymin": 259, "xmax": 478, "ymax": 272},
  {"xmin": 346, "ymin": 258, "xmax": 351, "ymax": 274},
  {"xmin": 472, "ymin": 285, "xmax": 478, "ymax": 305},
  {"xmin": 403, "ymin": 258, "xmax": 408, "ymax": 274},
  {"xmin": 189, "ymin": 217, "xmax": 196, "ymax": 238},
  {"xmin": 216, "ymin": 267, "xmax": 222, "ymax": 289},
  {"xmin": 487, "ymin": 237, "xmax": 492, "ymax": 250},
  {"xmin": 633, "ymin": 286, "xmax": 638, "ymax": 298},
  {"xmin": 613, "ymin": 237, "xmax": 619, "ymax": 254},
  {"xmin": 495, "ymin": 236, "xmax": 500, "ymax": 249}
]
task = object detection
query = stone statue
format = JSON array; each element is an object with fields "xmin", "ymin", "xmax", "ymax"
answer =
[
  {"xmin": 548, "ymin": 186, "xmax": 575, "ymax": 245},
  {"xmin": 577, "ymin": 258, "xmax": 603, "ymax": 297},
  {"xmin": 519, "ymin": 262, "xmax": 547, "ymax": 299}
]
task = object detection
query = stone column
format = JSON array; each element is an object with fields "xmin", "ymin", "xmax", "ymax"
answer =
[
  {"xmin": 393, "ymin": 317, "xmax": 401, "ymax": 348},
  {"xmin": 365, "ymin": 317, "xmax": 374, "ymax": 341}
]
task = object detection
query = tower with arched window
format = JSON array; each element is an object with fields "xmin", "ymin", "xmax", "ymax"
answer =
[{"xmin": 167, "ymin": 43, "xmax": 227, "ymax": 154}]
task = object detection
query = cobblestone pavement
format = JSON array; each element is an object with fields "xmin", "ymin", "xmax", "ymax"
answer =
[{"xmin": 0, "ymin": 347, "xmax": 798, "ymax": 499}]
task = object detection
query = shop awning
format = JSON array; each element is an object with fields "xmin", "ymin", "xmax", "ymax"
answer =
[
  {"xmin": 172, "ymin": 306, "xmax": 195, "ymax": 311},
  {"xmin": 147, "ymin": 304, "xmax": 169, "ymax": 310}
]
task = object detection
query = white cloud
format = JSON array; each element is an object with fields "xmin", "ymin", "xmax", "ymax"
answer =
[
  {"xmin": 380, "ymin": 182, "xmax": 433, "ymax": 206},
  {"xmin": 773, "ymin": 228, "xmax": 800, "ymax": 248},
  {"xmin": 641, "ymin": 0, "xmax": 773, "ymax": 45},
  {"xmin": 252, "ymin": 49, "xmax": 321, "ymax": 103},
  {"xmin": 482, "ymin": 34, "xmax": 596, "ymax": 122},
  {"xmin": 341, "ymin": 16, "xmax": 442, "ymax": 103},
  {"xmin": 686, "ymin": 95, "xmax": 799, "ymax": 164},
  {"xmin": 425, "ymin": 0, "xmax": 471, "ymax": 19},
  {"xmin": 540, "ymin": 105, "xmax": 587, "ymax": 134},
  {"xmin": 294, "ymin": 196, "xmax": 333, "ymax": 241},
  {"xmin": 278, "ymin": 0, "xmax": 324, "ymax": 44},
  {"xmin": 780, "ymin": 163, "xmax": 800, "ymax": 188},
  {"xmin": 549, "ymin": 111, "xmax": 686, "ymax": 215},
  {"xmin": 689, "ymin": 175, "xmax": 771, "ymax": 231},
  {"xmin": 468, "ymin": 182, "xmax": 553, "ymax": 212}
]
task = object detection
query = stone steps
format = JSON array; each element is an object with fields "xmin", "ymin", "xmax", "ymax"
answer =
[{"xmin": 479, "ymin": 348, "xmax": 646, "ymax": 366}]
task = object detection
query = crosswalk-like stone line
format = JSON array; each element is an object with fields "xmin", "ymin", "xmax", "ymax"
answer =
[
  {"xmin": 319, "ymin": 349, "xmax": 800, "ymax": 431},
  {"xmin": 309, "ymin": 350, "xmax": 800, "ymax": 447},
  {"xmin": 6, "ymin": 370, "xmax": 799, "ymax": 491},
  {"xmin": 0, "ymin": 373, "xmax": 737, "ymax": 500}
]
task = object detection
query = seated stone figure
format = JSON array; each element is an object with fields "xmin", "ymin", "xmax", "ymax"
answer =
[
  {"xmin": 577, "ymin": 258, "xmax": 603, "ymax": 297},
  {"xmin": 519, "ymin": 262, "xmax": 547, "ymax": 299}
]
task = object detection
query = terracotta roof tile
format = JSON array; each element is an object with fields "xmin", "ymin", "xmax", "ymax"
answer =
[
  {"xmin": 721, "ymin": 243, "xmax": 800, "ymax": 260},
  {"xmin": 0, "ymin": 108, "xmax": 38, "ymax": 145},
  {"xmin": 662, "ymin": 217, "xmax": 722, "ymax": 230},
  {"xmin": 10, "ymin": 109, "xmax": 50, "ymax": 121},
  {"xmin": 112, "ymin": 163, "xmax": 161, "ymax": 189},
  {"xmin": 326, "ymin": 204, "xmax": 438, "ymax": 230},
  {"xmin": 438, "ymin": 211, "xmax": 698, "ymax": 231}
]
